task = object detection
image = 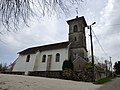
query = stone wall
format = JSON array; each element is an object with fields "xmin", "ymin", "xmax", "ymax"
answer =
[
  {"xmin": 28, "ymin": 70, "xmax": 93, "ymax": 82},
  {"xmin": 1, "ymin": 71, "xmax": 25, "ymax": 75},
  {"xmin": 28, "ymin": 71, "xmax": 62, "ymax": 78}
]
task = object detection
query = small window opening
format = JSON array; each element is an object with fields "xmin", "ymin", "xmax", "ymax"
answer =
[
  {"xmin": 73, "ymin": 25, "xmax": 78, "ymax": 32},
  {"xmin": 56, "ymin": 53, "xmax": 60, "ymax": 62},
  {"xmin": 74, "ymin": 37, "xmax": 77, "ymax": 41},
  {"xmin": 42, "ymin": 55, "xmax": 46, "ymax": 62},
  {"xmin": 26, "ymin": 55, "xmax": 30, "ymax": 62}
]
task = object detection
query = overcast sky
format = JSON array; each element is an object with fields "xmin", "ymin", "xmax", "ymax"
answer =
[{"xmin": 0, "ymin": 0, "xmax": 120, "ymax": 65}]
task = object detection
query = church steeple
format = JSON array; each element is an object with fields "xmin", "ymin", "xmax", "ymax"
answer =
[{"xmin": 67, "ymin": 16, "xmax": 87, "ymax": 61}]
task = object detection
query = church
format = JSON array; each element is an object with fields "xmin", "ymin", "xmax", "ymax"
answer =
[{"xmin": 12, "ymin": 16, "xmax": 88, "ymax": 75}]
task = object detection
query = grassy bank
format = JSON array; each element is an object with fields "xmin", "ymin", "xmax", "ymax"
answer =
[{"xmin": 94, "ymin": 77, "xmax": 115, "ymax": 84}]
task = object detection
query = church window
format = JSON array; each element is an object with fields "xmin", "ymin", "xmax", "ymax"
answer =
[
  {"xmin": 73, "ymin": 53, "xmax": 78, "ymax": 59},
  {"xmin": 56, "ymin": 53, "xmax": 60, "ymax": 62},
  {"xmin": 26, "ymin": 55, "xmax": 30, "ymax": 62},
  {"xmin": 73, "ymin": 25, "xmax": 78, "ymax": 32},
  {"xmin": 42, "ymin": 55, "xmax": 46, "ymax": 62},
  {"xmin": 74, "ymin": 37, "xmax": 77, "ymax": 41},
  {"xmin": 73, "ymin": 53, "xmax": 76, "ymax": 58}
]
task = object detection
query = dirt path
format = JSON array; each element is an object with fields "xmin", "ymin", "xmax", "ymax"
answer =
[{"xmin": 0, "ymin": 74, "xmax": 101, "ymax": 90}]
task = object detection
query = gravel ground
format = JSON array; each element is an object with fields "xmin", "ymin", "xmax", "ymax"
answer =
[{"xmin": 0, "ymin": 74, "xmax": 101, "ymax": 90}]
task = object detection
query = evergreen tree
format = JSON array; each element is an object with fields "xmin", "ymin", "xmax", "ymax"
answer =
[{"xmin": 114, "ymin": 61, "xmax": 120, "ymax": 75}]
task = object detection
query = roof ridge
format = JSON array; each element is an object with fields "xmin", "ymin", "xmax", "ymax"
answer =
[{"xmin": 18, "ymin": 41, "xmax": 69, "ymax": 55}]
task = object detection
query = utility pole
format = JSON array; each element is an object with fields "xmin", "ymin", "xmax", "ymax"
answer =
[
  {"xmin": 109, "ymin": 56, "xmax": 112, "ymax": 76},
  {"xmin": 109, "ymin": 57, "xmax": 112, "ymax": 70},
  {"xmin": 88, "ymin": 22, "xmax": 96, "ymax": 82},
  {"xmin": 105, "ymin": 60, "xmax": 108, "ymax": 77}
]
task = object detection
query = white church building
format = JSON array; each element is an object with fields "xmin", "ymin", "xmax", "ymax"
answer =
[{"xmin": 13, "ymin": 16, "xmax": 88, "ymax": 75}]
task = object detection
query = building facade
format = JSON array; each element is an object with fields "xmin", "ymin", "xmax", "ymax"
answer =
[{"xmin": 13, "ymin": 16, "xmax": 88, "ymax": 75}]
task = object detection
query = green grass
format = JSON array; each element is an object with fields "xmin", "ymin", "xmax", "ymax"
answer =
[{"xmin": 94, "ymin": 77, "xmax": 115, "ymax": 84}]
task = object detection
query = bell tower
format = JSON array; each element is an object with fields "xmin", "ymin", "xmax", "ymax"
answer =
[{"xmin": 67, "ymin": 16, "xmax": 88, "ymax": 61}]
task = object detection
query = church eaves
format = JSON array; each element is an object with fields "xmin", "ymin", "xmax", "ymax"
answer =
[{"xmin": 18, "ymin": 41, "xmax": 69, "ymax": 55}]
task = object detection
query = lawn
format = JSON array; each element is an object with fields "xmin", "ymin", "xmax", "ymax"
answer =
[{"xmin": 94, "ymin": 77, "xmax": 115, "ymax": 84}]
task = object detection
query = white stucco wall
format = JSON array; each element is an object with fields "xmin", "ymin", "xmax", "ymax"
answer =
[
  {"xmin": 13, "ymin": 47, "xmax": 68, "ymax": 74},
  {"xmin": 13, "ymin": 53, "xmax": 37, "ymax": 74},
  {"xmin": 35, "ymin": 48, "xmax": 68, "ymax": 71}
]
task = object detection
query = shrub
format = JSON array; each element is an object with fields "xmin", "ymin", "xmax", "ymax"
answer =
[{"xmin": 62, "ymin": 60, "xmax": 73, "ymax": 70}]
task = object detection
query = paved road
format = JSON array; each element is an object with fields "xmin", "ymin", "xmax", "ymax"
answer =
[{"xmin": 97, "ymin": 77, "xmax": 120, "ymax": 90}]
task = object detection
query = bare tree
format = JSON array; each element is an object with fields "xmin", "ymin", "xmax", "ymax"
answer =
[
  {"xmin": 0, "ymin": 0, "xmax": 84, "ymax": 33},
  {"xmin": 0, "ymin": 63, "xmax": 8, "ymax": 72}
]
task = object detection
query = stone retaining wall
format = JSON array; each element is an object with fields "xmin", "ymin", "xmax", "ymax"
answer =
[
  {"xmin": 1, "ymin": 71, "xmax": 25, "ymax": 75},
  {"xmin": 28, "ymin": 71, "xmax": 62, "ymax": 78}
]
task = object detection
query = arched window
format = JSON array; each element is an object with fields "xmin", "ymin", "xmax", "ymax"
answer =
[
  {"xmin": 42, "ymin": 55, "xmax": 46, "ymax": 62},
  {"xmin": 56, "ymin": 53, "xmax": 60, "ymax": 62},
  {"xmin": 73, "ymin": 53, "xmax": 78, "ymax": 59},
  {"xmin": 26, "ymin": 55, "xmax": 30, "ymax": 62},
  {"xmin": 73, "ymin": 25, "xmax": 78, "ymax": 32},
  {"xmin": 74, "ymin": 37, "xmax": 77, "ymax": 41}
]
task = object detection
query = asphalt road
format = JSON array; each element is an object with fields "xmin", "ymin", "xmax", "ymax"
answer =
[{"xmin": 97, "ymin": 77, "xmax": 120, "ymax": 90}]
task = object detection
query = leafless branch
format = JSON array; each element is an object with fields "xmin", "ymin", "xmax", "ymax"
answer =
[{"xmin": 0, "ymin": 0, "xmax": 84, "ymax": 32}]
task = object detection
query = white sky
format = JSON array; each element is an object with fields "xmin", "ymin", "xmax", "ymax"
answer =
[{"xmin": 0, "ymin": 0, "xmax": 120, "ymax": 65}]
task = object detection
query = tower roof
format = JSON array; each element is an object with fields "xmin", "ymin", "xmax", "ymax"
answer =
[{"xmin": 67, "ymin": 16, "xmax": 87, "ymax": 27}]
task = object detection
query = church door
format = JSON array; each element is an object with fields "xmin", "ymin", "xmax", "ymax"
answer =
[{"xmin": 46, "ymin": 55, "xmax": 52, "ymax": 71}]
